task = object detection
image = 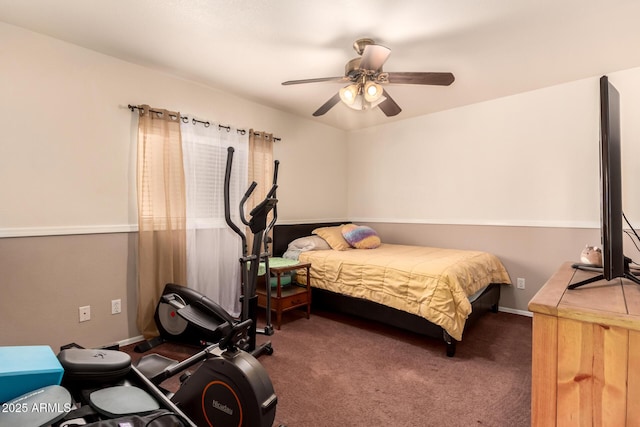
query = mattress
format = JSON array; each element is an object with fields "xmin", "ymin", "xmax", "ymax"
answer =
[{"xmin": 298, "ymin": 244, "xmax": 511, "ymax": 340}]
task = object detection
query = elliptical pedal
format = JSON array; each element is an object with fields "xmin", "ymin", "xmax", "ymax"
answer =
[{"xmin": 176, "ymin": 304, "xmax": 231, "ymax": 334}]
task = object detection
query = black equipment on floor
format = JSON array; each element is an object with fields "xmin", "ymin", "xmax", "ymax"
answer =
[
  {"xmin": 11, "ymin": 344, "xmax": 199, "ymax": 427},
  {"xmin": 135, "ymin": 318, "xmax": 277, "ymax": 427},
  {"xmin": 135, "ymin": 146, "xmax": 279, "ymax": 358},
  {"xmin": 134, "ymin": 282, "xmax": 238, "ymax": 353},
  {"xmin": 45, "ymin": 322, "xmax": 278, "ymax": 426},
  {"xmin": 224, "ymin": 146, "xmax": 279, "ymax": 358}
]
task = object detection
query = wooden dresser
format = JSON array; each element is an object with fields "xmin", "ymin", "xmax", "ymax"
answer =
[{"xmin": 528, "ymin": 262, "xmax": 640, "ymax": 426}]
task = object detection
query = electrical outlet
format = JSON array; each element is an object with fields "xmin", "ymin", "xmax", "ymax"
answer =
[
  {"xmin": 111, "ymin": 299, "xmax": 122, "ymax": 315},
  {"xmin": 517, "ymin": 278, "xmax": 526, "ymax": 290},
  {"xmin": 79, "ymin": 305, "xmax": 91, "ymax": 322}
]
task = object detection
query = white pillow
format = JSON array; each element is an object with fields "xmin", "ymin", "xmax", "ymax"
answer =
[
  {"xmin": 282, "ymin": 249, "xmax": 302, "ymax": 260},
  {"xmin": 287, "ymin": 235, "xmax": 331, "ymax": 252}
]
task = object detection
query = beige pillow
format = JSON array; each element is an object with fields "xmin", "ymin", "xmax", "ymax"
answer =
[{"xmin": 312, "ymin": 225, "xmax": 351, "ymax": 251}]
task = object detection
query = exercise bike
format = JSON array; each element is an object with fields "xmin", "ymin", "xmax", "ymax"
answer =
[
  {"xmin": 135, "ymin": 318, "xmax": 277, "ymax": 427},
  {"xmin": 29, "ymin": 320, "xmax": 276, "ymax": 426}
]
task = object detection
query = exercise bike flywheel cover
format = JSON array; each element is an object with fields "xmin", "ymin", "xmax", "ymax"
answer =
[
  {"xmin": 171, "ymin": 351, "xmax": 277, "ymax": 427},
  {"xmin": 157, "ymin": 301, "xmax": 189, "ymax": 337}
]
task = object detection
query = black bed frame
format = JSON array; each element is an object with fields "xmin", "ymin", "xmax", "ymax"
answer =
[{"xmin": 272, "ymin": 222, "xmax": 501, "ymax": 357}]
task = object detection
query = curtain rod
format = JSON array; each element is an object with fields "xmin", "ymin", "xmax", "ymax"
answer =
[{"xmin": 127, "ymin": 104, "xmax": 281, "ymax": 142}]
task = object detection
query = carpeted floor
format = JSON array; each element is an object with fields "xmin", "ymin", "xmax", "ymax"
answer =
[{"xmin": 123, "ymin": 309, "xmax": 532, "ymax": 427}]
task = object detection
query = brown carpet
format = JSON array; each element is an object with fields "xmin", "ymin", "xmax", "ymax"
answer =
[{"xmin": 122, "ymin": 309, "xmax": 532, "ymax": 427}]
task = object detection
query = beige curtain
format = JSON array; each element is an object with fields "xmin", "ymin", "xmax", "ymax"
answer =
[
  {"xmin": 247, "ymin": 130, "xmax": 274, "ymax": 251},
  {"xmin": 136, "ymin": 105, "xmax": 187, "ymax": 338}
]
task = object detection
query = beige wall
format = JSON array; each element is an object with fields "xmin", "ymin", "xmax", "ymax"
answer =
[
  {"xmin": 0, "ymin": 22, "xmax": 349, "ymax": 234},
  {"xmin": 347, "ymin": 67, "xmax": 640, "ymax": 228},
  {"xmin": 0, "ymin": 233, "xmax": 138, "ymax": 350},
  {"xmin": 347, "ymin": 79, "xmax": 598, "ymax": 226}
]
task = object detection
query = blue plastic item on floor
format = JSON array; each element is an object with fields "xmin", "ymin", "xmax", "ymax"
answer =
[{"xmin": 0, "ymin": 346, "xmax": 64, "ymax": 404}]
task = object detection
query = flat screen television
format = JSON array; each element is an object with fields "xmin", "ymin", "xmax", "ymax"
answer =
[{"xmin": 570, "ymin": 75, "xmax": 640, "ymax": 289}]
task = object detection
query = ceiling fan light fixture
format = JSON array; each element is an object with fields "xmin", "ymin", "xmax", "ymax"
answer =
[
  {"xmin": 344, "ymin": 95, "xmax": 365, "ymax": 110},
  {"xmin": 339, "ymin": 84, "xmax": 360, "ymax": 105},
  {"xmin": 283, "ymin": 38, "xmax": 455, "ymax": 117},
  {"xmin": 364, "ymin": 81, "xmax": 383, "ymax": 102}
]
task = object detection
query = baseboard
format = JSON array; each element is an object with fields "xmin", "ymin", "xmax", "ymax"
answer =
[
  {"xmin": 117, "ymin": 335, "xmax": 144, "ymax": 347},
  {"xmin": 498, "ymin": 306, "xmax": 533, "ymax": 317}
]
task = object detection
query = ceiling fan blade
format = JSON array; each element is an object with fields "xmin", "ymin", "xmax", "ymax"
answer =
[
  {"xmin": 377, "ymin": 90, "xmax": 402, "ymax": 117},
  {"xmin": 386, "ymin": 72, "xmax": 455, "ymax": 86},
  {"xmin": 282, "ymin": 76, "xmax": 347, "ymax": 85},
  {"xmin": 359, "ymin": 44, "xmax": 391, "ymax": 71},
  {"xmin": 312, "ymin": 93, "xmax": 341, "ymax": 116}
]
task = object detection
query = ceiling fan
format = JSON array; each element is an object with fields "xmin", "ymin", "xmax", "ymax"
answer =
[{"xmin": 282, "ymin": 38, "xmax": 455, "ymax": 117}]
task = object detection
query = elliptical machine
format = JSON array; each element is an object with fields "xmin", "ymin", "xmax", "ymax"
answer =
[
  {"xmin": 224, "ymin": 146, "xmax": 279, "ymax": 357},
  {"xmin": 132, "ymin": 146, "xmax": 281, "ymax": 426},
  {"xmin": 135, "ymin": 146, "xmax": 279, "ymax": 358}
]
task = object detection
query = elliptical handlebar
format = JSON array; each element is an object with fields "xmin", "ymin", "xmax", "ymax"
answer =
[
  {"xmin": 265, "ymin": 183, "xmax": 278, "ymax": 199},
  {"xmin": 224, "ymin": 147, "xmax": 248, "ymax": 252},
  {"xmin": 225, "ymin": 146, "xmax": 279, "ymax": 241},
  {"xmin": 250, "ymin": 184, "xmax": 277, "ymax": 217},
  {"xmin": 240, "ymin": 181, "xmax": 258, "ymax": 226},
  {"xmin": 264, "ymin": 160, "xmax": 279, "ymax": 242},
  {"xmin": 244, "ymin": 181, "xmax": 258, "ymax": 198}
]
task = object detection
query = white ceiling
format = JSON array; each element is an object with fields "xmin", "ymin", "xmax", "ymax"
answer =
[{"xmin": 3, "ymin": 0, "xmax": 640, "ymax": 131}]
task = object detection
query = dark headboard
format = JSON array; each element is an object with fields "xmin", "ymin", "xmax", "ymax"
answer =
[{"xmin": 272, "ymin": 222, "xmax": 347, "ymax": 257}]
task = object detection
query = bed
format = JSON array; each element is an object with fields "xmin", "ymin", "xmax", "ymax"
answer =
[{"xmin": 271, "ymin": 222, "xmax": 512, "ymax": 357}]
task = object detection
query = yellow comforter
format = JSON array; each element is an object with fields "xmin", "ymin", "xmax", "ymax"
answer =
[{"xmin": 298, "ymin": 244, "xmax": 511, "ymax": 341}]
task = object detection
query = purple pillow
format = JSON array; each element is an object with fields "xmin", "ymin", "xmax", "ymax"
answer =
[{"xmin": 341, "ymin": 225, "xmax": 381, "ymax": 249}]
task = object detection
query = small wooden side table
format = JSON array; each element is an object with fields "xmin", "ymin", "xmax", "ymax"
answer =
[{"xmin": 256, "ymin": 262, "xmax": 312, "ymax": 330}]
